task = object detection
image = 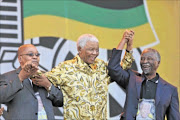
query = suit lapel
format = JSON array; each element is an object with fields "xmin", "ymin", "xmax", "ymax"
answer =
[
  {"xmin": 155, "ymin": 78, "xmax": 165, "ymax": 106},
  {"xmin": 136, "ymin": 76, "xmax": 144, "ymax": 99},
  {"xmin": 23, "ymin": 79, "xmax": 37, "ymax": 98},
  {"xmin": 39, "ymin": 88, "xmax": 45, "ymax": 99}
]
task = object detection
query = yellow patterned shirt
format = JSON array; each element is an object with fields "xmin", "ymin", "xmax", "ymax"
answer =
[
  {"xmin": 46, "ymin": 51, "xmax": 133, "ymax": 120},
  {"xmin": 46, "ymin": 55, "xmax": 110, "ymax": 120}
]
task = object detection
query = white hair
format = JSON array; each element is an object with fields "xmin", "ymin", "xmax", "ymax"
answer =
[{"xmin": 77, "ymin": 34, "xmax": 99, "ymax": 48}]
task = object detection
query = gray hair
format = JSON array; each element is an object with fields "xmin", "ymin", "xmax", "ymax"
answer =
[
  {"xmin": 142, "ymin": 48, "xmax": 161, "ymax": 62},
  {"xmin": 77, "ymin": 34, "xmax": 99, "ymax": 48}
]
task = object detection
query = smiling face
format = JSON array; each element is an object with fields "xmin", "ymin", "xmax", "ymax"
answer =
[
  {"xmin": 18, "ymin": 44, "xmax": 40, "ymax": 67},
  {"xmin": 140, "ymin": 49, "xmax": 160, "ymax": 77},
  {"xmin": 78, "ymin": 40, "xmax": 99, "ymax": 64}
]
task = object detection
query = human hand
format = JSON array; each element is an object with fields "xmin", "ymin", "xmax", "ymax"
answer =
[
  {"xmin": 126, "ymin": 30, "xmax": 134, "ymax": 51},
  {"xmin": 31, "ymin": 73, "xmax": 51, "ymax": 91},
  {"xmin": 18, "ymin": 61, "xmax": 39, "ymax": 82},
  {"xmin": 0, "ymin": 107, "xmax": 4, "ymax": 116},
  {"xmin": 116, "ymin": 30, "xmax": 133, "ymax": 50}
]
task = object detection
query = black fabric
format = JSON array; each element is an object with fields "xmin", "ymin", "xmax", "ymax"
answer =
[
  {"xmin": 140, "ymin": 74, "xmax": 159, "ymax": 99},
  {"xmin": 32, "ymin": 83, "xmax": 38, "ymax": 93}
]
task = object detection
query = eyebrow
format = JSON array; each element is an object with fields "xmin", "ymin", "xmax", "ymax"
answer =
[{"xmin": 26, "ymin": 51, "xmax": 38, "ymax": 53}]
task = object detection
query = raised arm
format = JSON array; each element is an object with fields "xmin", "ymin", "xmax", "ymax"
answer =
[
  {"xmin": 108, "ymin": 30, "xmax": 134, "ymax": 88},
  {"xmin": 121, "ymin": 30, "xmax": 134, "ymax": 70}
]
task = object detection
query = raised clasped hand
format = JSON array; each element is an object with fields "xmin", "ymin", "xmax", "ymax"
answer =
[
  {"xmin": 117, "ymin": 30, "xmax": 135, "ymax": 50},
  {"xmin": 123, "ymin": 30, "xmax": 134, "ymax": 42},
  {"xmin": 19, "ymin": 61, "xmax": 39, "ymax": 82},
  {"xmin": 22, "ymin": 61, "xmax": 39, "ymax": 75}
]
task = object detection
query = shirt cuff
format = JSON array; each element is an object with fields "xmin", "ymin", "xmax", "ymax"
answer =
[{"xmin": 121, "ymin": 51, "xmax": 134, "ymax": 70}]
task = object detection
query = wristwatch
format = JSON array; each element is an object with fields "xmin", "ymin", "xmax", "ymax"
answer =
[{"xmin": 47, "ymin": 83, "xmax": 52, "ymax": 92}]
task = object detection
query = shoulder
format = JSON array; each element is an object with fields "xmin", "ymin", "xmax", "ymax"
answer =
[
  {"xmin": 159, "ymin": 77, "xmax": 177, "ymax": 93},
  {"xmin": 159, "ymin": 76, "xmax": 178, "ymax": 90},
  {"xmin": 1, "ymin": 69, "xmax": 17, "ymax": 76},
  {"xmin": 53, "ymin": 58, "xmax": 77, "ymax": 70},
  {"xmin": 0, "ymin": 69, "xmax": 18, "ymax": 80}
]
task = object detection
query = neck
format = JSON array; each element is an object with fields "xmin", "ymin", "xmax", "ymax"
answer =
[{"xmin": 144, "ymin": 73, "xmax": 156, "ymax": 80}]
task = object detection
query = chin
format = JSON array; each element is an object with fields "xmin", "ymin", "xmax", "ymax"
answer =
[
  {"xmin": 91, "ymin": 60, "xmax": 96, "ymax": 64},
  {"xmin": 143, "ymin": 70, "xmax": 150, "ymax": 75}
]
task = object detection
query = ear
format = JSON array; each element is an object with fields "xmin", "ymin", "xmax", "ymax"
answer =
[
  {"xmin": 156, "ymin": 61, "xmax": 160, "ymax": 68},
  {"xmin": 18, "ymin": 56, "xmax": 22, "ymax": 63},
  {"xmin": 77, "ymin": 46, "xmax": 82, "ymax": 53}
]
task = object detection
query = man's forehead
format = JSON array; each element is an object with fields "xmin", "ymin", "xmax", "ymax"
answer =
[
  {"xmin": 141, "ymin": 51, "xmax": 155, "ymax": 57},
  {"xmin": 85, "ymin": 41, "xmax": 99, "ymax": 46},
  {"xmin": 19, "ymin": 45, "xmax": 37, "ymax": 53}
]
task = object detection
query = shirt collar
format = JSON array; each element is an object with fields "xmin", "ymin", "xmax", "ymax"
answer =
[
  {"xmin": 28, "ymin": 78, "xmax": 33, "ymax": 86},
  {"xmin": 144, "ymin": 73, "xmax": 159, "ymax": 83}
]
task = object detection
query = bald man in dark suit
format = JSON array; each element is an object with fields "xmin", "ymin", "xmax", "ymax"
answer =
[{"xmin": 0, "ymin": 44, "xmax": 63, "ymax": 119}]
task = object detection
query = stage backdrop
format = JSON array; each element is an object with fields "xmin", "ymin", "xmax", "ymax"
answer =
[{"xmin": 0, "ymin": 0, "xmax": 179, "ymax": 119}]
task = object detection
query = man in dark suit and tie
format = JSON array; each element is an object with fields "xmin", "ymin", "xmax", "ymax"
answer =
[
  {"xmin": 108, "ymin": 30, "xmax": 180, "ymax": 120},
  {"xmin": 0, "ymin": 44, "xmax": 63, "ymax": 119}
]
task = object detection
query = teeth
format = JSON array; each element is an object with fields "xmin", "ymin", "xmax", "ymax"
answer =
[{"xmin": 142, "ymin": 64, "xmax": 150, "ymax": 68}]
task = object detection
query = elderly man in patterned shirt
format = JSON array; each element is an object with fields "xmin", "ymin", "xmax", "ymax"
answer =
[{"xmin": 36, "ymin": 31, "xmax": 134, "ymax": 119}]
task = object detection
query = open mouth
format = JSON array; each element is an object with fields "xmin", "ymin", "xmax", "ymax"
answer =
[{"xmin": 142, "ymin": 64, "xmax": 150, "ymax": 70}]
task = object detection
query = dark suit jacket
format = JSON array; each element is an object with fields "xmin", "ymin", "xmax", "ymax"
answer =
[
  {"xmin": 0, "ymin": 67, "xmax": 63, "ymax": 120},
  {"xmin": 108, "ymin": 49, "xmax": 180, "ymax": 120}
]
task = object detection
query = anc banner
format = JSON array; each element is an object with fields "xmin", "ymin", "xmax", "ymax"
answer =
[{"xmin": 0, "ymin": 0, "xmax": 179, "ymax": 119}]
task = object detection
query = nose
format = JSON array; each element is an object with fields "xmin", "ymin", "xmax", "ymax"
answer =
[
  {"xmin": 141, "ymin": 58, "xmax": 148, "ymax": 63},
  {"xmin": 143, "ymin": 59, "xmax": 148, "ymax": 63},
  {"xmin": 32, "ymin": 54, "xmax": 38, "ymax": 59}
]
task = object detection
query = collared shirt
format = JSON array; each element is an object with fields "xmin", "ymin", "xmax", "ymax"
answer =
[
  {"xmin": 140, "ymin": 74, "xmax": 159, "ymax": 99},
  {"xmin": 46, "ymin": 55, "xmax": 110, "ymax": 120}
]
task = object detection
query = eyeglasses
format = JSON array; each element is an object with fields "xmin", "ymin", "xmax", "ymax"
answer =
[{"xmin": 20, "ymin": 53, "xmax": 40, "ymax": 57}]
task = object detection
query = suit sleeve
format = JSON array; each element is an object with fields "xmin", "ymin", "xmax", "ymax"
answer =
[
  {"xmin": 166, "ymin": 87, "xmax": 180, "ymax": 120},
  {"xmin": 108, "ymin": 48, "xmax": 130, "ymax": 88},
  {"xmin": 47, "ymin": 84, "xmax": 63, "ymax": 107},
  {"xmin": 0, "ymin": 73, "xmax": 23, "ymax": 103}
]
